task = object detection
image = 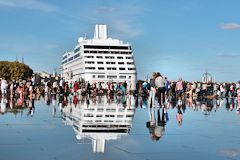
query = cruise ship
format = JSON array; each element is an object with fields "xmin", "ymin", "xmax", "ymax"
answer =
[
  {"xmin": 61, "ymin": 24, "xmax": 137, "ymax": 90},
  {"xmin": 62, "ymin": 96, "xmax": 136, "ymax": 153}
]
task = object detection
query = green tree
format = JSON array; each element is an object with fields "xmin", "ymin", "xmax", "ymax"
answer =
[{"xmin": 0, "ymin": 61, "xmax": 33, "ymax": 80}]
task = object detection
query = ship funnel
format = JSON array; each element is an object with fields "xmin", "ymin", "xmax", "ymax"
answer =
[{"xmin": 94, "ymin": 24, "xmax": 108, "ymax": 39}]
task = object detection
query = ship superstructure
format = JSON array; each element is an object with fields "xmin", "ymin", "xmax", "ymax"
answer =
[{"xmin": 61, "ymin": 24, "xmax": 137, "ymax": 89}]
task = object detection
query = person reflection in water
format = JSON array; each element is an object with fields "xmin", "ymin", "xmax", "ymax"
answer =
[
  {"xmin": 1, "ymin": 97, "xmax": 7, "ymax": 114},
  {"xmin": 27, "ymin": 97, "xmax": 35, "ymax": 117},
  {"xmin": 52, "ymin": 95, "xmax": 57, "ymax": 117},
  {"xmin": 73, "ymin": 95, "xmax": 78, "ymax": 107},
  {"xmin": 58, "ymin": 94, "xmax": 64, "ymax": 113},
  {"xmin": 121, "ymin": 95, "xmax": 127, "ymax": 108},
  {"xmin": 176, "ymin": 105, "xmax": 183, "ymax": 126},
  {"xmin": 146, "ymin": 108, "xmax": 166, "ymax": 141}
]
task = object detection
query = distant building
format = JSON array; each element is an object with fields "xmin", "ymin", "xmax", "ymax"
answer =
[
  {"xmin": 38, "ymin": 72, "xmax": 50, "ymax": 79},
  {"xmin": 201, "ymin": 72, "xmax": 213, "ymax": 83}
]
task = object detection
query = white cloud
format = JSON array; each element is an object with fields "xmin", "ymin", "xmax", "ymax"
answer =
[
  {"xmin": 88, "ymin": 4, "xmax": 144, "ymax": 38},
  {"xmin": 46, "ymin": 44, "xmax": 58, "ymax": 49},
  {"xmin": 220, "ymin": 149, "xmax": 240, "ymax": 158},
  {"xmin": 112, "ymin": 20, "xmax": 141, "ymax": 38},
  {"xmin": 220, "ymin": 23, "xmax": 240, "ymax": 30},
  {"xmin": 215, "ymin": 53, "xmax": 239, "ymax": 58},
  {"xmin": 0, "ymin": 0, "xmax": 56, "ymax": 12},
  {"xmin": 96, "ymin": 7, "xmax": 116, "ymax": 13}
]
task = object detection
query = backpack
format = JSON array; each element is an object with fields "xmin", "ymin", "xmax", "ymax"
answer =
[
  {"xmin": 150, "ymin": 79, "xmax": 155, "ymax": 88},
  {"xmin": 147, "ymin": 83, "xmax": 151, "ymax": 90}
]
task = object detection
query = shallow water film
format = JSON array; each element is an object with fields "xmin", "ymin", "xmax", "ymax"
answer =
[{"xmin": 0, "ymin": 95, "xmax": 240, "ymax": 160}]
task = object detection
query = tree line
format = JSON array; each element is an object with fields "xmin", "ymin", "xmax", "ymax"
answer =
[{"xmin": 0, "ymin": 61, "xmax": 33, "ymax": 80}]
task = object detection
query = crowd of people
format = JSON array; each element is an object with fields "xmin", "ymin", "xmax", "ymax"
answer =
[
  {"xmin": 134, "ymin": 72, "xmax": 240, "ymax": 109},
  {"xmin": 0, "ymin": 76, "xmax": 37, "ymax": 116},
  {"xmin": 1, "ymin": 73, "xmax": 240, "ymax": 118},
  {"xmin": 0, "ymin": 76, "xmax": 37, "ymax": 99},
  {"xmin": 1, "ymin": 74, "xmax": 240, "ymax": 142},
  {"xmin": 47, "ymin": 79, "xmax": 129, "ymax": 97},
  {"xmin": 1, "ymin": 74, "xmax": 240, "ymax": 99},
  {"xmin": 1, "ymin": 73, "xmax": 240, "ymax": 106}
]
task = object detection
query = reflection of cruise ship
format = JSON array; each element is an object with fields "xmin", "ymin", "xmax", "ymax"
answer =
[
  {"xmin": 62, "ymin": 96, "xmax": 135, "ymax": 153},
  {"xmin": 61, "ymin": 24, "xmax": 137, "ymax": 89}
]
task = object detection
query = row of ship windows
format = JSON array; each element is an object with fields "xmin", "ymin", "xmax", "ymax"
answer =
[
  {"xmin": 84, "ymin": 51, "xmax": 131, "ymax": 54},
  {"xmin": 74, "ymin": 47, "xmax": 81, "ymax": 53},
  {"xmin": 63, "ymin": 55, "xmax": 68, "ymax": 60},
  {"xmin": 62, "ymin": 53, "xmax": 80, "ymax": 64},
  {"xmin": 82, "ymin": 124, "xmax": 131, "ymax": 128},
  {"xmin": 63, "ymin": 45, "xmax": 131, "ymax": 60},
  {"xmin": 62, "ymin": 54, "xmax": 133, "ymax": 65},
  {"xmin": 85, "ymin": 61, "xmax": 134, "ymax": 65},
  {"xmin": 93, "ymin": 75, "xmax": 131, "ymax": 79},
  {"xmin": 85, "ymin": 67, "xmax": 136, "ymax": 71},
  {"xmin": 85, "ymin": 108, "xmax": 134, "ymax": 112},
  {"xmin": 94, "ymin": 120, "xmax": 132, "ymax": 123},
  {"xmin": 63, "ymin": 45, "xmax": 131, "ymax": 59},
  {"xmin": 84, "ymin": 45, "xmax": 131, "ymax": 50},
  {"xmin": 63, "ymin": 50, "xmax": 131, "ymax": 61},
  {"xmin": 85, "ymin": 56, "xmax": 133, "ymax": 59},
  {"xmin": 84, "ymin": 114, "xmax": 134, "ymax": 118}
]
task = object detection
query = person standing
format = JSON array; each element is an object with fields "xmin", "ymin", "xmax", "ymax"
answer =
[
  {"xmin": 175, "ymin": 77, "xmax": 183, "ymax": 100},
  {"xmin": 69, "ymin": 82, "xmax": 73, "ymax": 94},
  {"xmin": 1, "ymin": 78, "xmax": 8, "ymax": 96},
  {"xmin": 202, "ymin": 83, "xmax": 208, "ymax": 97},
  {"xmin": 225, "ymin": 83, "xmax": 230, "ymax": 97},
  {"xmin": 123, "ymin": 80, "xmax": 127, "ymax": 95},
  {"xmin": 230, "ymin": 83, "xmax": 235, "ymax": 98},
  {"xmin": 142, "ymin": 79, "xmax": 148, "ymax": 97},
  {"xmin": 237, "ymin": 81, "xmax": 240, "ymax": 90},
  {"xmin": 31, "ymin": 75, "xmax": 35, "ymax": 90},
  {"xmin": 155, "ymin": 72, "xmax": 165, "ymax": 107},
  {"xmin": 52, "ymin": 81, "xmax": 58, "ymax": 94},
  {"xmin": 220, "ymin": 84, "xmax": 225, "ymax": 97},
  {"xmin": 73, "ymin": 81, "xmax": 79, "ymax": 94},
  {"xmin": 148, "ymin": 72, "xmax": 156, "ymax": 108},
  {"xmin": 106, "ymin": 82, "xmax": 110, "ymax": 95},
  {"xmin": 59, "ymin": 78, "xmax": 64, "ymax": 88},
  {"xmin": 237, "ymin": 85, "xmax": 240, "ymax": 106},
  {"xmin": 135, "ymin": 81, "xmax": 140, "ymax": 96}
]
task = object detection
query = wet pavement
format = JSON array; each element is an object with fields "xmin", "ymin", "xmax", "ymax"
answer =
[{"xmin": 0, "ymin": 95, "xmax": 240, "ymax": 160}]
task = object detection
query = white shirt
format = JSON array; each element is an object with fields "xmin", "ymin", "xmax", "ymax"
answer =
[
  {"xmin": 202, "ymin": 84, "xmax": 207, "ymax": 90},
  {"xmin": 53, "ymin": 82, "xmax": 57, "ymax": 88},
  {"xmin": 1, "ymin": 80, "xmax": 7, "ymax": 88},
  {"xmin": 60, "ymin": 80, "xmax": 63, "ymax": 87},
  {"xmin": 31, "ymin": 77, "xmax": 35, "ymax": 85},
  {"xmin": 236, "ymin": 83, "xmax": 239, "ymax": 89},
  {"xmin": 155, "ymin": 76, "xmax": 164, "ymax": 88}
]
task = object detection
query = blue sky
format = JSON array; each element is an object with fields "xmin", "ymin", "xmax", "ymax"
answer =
[{"xmin": 0, "ymin": 0, "xmax": 240, "ymax": 82}]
